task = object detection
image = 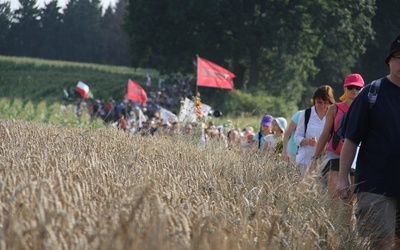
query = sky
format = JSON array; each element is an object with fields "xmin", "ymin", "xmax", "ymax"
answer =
[{"xmin": 5, "ymin": 0, "xmax": 116, "ymax": 11}]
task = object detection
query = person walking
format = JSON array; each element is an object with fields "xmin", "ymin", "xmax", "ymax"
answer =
[
  {"xmin": 264, "ymin": 117, "xmax": 287, "ymax": 156},
  {"xmin": 312, "ymin": 73, "xmax": 364, "ymax": 194},
  {"xmin": 294, "ymin": 85, "xmax": 335, "ymax": 175},
  {"xmin": 252, "ymin": 114, "xmax": 274, "ymax": 150},
  {"xmin": 282, "ymin": 110, "xmax": 303, "ymax": 164},
  {"xmin": 337, "ymin": 35, "xmax": 400, "ymax": 250}
]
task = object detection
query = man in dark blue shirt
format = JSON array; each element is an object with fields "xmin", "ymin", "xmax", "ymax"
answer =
[{"xmin": 338, "ymin": 34, "xmax": 400, "ymax": 249}]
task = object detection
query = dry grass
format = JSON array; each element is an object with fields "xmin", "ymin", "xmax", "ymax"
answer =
[{"xmin": 0, "ymin": 119, "xmax": 366, "ymax": 249}]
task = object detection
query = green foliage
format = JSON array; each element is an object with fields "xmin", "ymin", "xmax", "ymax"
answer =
[
  {"xmin": 200, "ymin": 88, "xmax": 298, "ymax": 120},
  {"xmin": 0, "ymin": 1, "xmax": 12, "ymax": 52},
  {"xmin": 354, "ymin": 0, "xmax": 400, "ymax": 83},
  {"xmin": 311, "ymin": 0, "xmax": 376, "ymax": 92},
  {"xmin": 7, "ymin": 0, "xmax": 41, "ymax": 57},
  {"xmin": 0, "ymin": 97, "xmax": 105, "ymax": 128},
  {"xmin": 124, "ymin": 0, "xmax": 375, "ymax": 108}
]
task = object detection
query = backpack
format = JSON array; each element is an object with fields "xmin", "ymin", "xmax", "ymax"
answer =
[
  {"xmin": 293, "ymin": 108, "xmax": 311, "ymax": 154},
  {"xmin": 337, "ymin": 77, "xmax": 383, "ymax": 142},
  {"xmin": 330, "ymin": 103, "xmax": 349, "ymax": 154},
  {"xmin": 304, "ymin": 108, "xmax": 311, "ymax": 136},
  {"xmin": 367, "ymin": 78, "xmax": 383, "ymax": 109},
  {"xmin": 257, "ymin": 131, "xmax": 263, "ymax": 149}
]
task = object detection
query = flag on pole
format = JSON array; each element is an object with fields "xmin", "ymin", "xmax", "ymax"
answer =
[
  {"xmin": 126, "ymin": 79, "xmax": 147, "ymax": 106},
  {"xmin": 197, "ymin": 57, "xmax": 235, "ymax": 92},
  {"xmin": 74, "ymin": 81, "xmax": 90, "ymax": 99}
]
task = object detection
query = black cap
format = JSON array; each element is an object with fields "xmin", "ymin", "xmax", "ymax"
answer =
[{"xmin": 385, "ymin": 35, "xmax": 400, "ymax": 65}]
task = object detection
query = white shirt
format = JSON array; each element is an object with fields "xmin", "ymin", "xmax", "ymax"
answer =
[{"xmin": 294, "ymin": 106, "xmax": 326, "ymax": 165}]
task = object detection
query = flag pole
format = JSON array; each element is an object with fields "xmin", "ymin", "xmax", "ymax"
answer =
[{"xmin": 195, "ymin": 55, "xmax": 199, "ymax": 98}]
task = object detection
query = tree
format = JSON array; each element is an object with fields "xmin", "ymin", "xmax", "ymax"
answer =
[
  {"xmin": 311, "ymin": 0, "xmax": 375, "ymax": 93},
  {"xmin": 61, "ymin": 0, "xmax": 103, "ymax": 62},
  {"xmin": 355, "ymin": 0, "xmax": 400, "ymax": 83},
  {"xmin": 7, "ymin": 0, "xmax": 41, "ymax": 57},
  {"xmin": 124, "ymin": 0, "xmax": 226, "ymax": 72},
  {"xmin": 38, "ymin": 0, "xmax": 63, "ymax": 60},
  {"xmin": 100, "ymin": 0, "xmax": 130, "ymax": 66},
  {"xmin": 0, "ymin": 1, "xmax": 12, "ymax": 54},
  {"xmin": 124, "ymin": 0, "xmax": 374, "ymax": 107}
]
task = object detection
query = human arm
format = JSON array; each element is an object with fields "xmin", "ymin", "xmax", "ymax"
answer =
[
  {"xmin": 294, "ymin": 110, "xmax": 313, "ymax": 147},
  {"xmin": 337, "ymin": 139, "xmax": 358, "ymax": 199},
  {"xmin": 313, "ymin": 104, "xmax": 336, "ymax": 158},
  {"xmin": 282, "ymin": 120, "xmax": 296, "ymax": 157}
]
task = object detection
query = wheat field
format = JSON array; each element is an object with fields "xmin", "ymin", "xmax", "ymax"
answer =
[{"xmin": 0, "ymin": 119, "xmax": 367, "ymax": 249}]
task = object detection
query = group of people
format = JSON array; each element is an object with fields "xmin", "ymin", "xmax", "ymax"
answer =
[
  {"xmin": 70, "ymin": 75, "xmax": 196, "ymax": 123},
  {"xmin": 114, "ymin": 111, "xmax": 288, "ymax": 154},
  {"xmin": 279, "ymin": 35, "xmax": 400, "ymax": 250},
  {"xmin": 69, "ymin": 35, "xmax": 400, "ymax": 249}
]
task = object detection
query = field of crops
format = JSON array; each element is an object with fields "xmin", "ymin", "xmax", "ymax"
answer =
[
  {"xmin": 0, "ymin": 56, "xmax": 370, "ymax": 249},
  {"xmin": 0, "ymin": 97, "xmax": 104, "ymax": 128},
  {"xmin": 0, "ymin": 56, "xmax": 158, "ymax": 104},
  {"xmin": 0, "ymin": 115, "xmax": 369, "ymax": 249}
]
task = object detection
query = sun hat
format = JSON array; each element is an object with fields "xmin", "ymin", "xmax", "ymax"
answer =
[
  {"xmin": 275, "ymin": 117, "xmax": 287, "ymax": 133},
  {"xmin": 260, "ymin": 115, "xmax": 273, "ymax": 126},
  {"xmin": 385, "ymin": 35, "xmax": 400, "ymax": 65}
]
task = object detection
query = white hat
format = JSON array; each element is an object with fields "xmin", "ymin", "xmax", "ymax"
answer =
[{"xmin": 275, "ymin": 117, "xmax": 287, "ymax": 132}]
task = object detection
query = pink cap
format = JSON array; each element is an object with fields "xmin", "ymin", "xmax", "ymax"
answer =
[{"xmin": 343, "ymin": 73, "xmax": 364, "ymax": 87}]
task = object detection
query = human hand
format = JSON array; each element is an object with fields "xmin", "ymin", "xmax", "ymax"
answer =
[
  {"xmin": 336, "ymin": 178, "xmax": 351, "ymax": 200},
  {"xmin": 309, "ymin": 137, "xmax": 317, "ymax": 147},
  {"xmin": 281, "ymin": 152, "xmax": 289, "ymax": 163}
]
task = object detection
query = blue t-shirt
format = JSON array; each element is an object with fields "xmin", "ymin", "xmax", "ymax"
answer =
[
  {"xmin": 287, "ymin": 110, "xmax": 303, "ymax": 155},
  {"xmin": 344, "ymin": 77, "xmax": 400, "ymax": 197},
  {"xmin": 253, "ymin": 131, "xmax": 267, "ymax": 150}
]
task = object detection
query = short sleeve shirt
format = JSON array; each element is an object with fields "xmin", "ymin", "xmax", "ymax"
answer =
[
  {"xmin": 253, "ymin": 131, "xmax": 267, "ymax": 150},
  {"xmin": 287, "ymin": 110, "xmax": 303, "ymax": 155},
  {"xmin": 344, "ymin": 77, "xmax": 400, "ymax": 197}
]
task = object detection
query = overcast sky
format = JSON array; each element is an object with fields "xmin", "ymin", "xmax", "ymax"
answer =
[{"xmin": 4, "ymin": 0, "xmax": 116, "ymax": 11}]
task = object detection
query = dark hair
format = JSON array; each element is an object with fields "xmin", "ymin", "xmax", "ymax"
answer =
[{"xmin": 312, "ymin": 85, "xmax": 335, "ymax": 105}]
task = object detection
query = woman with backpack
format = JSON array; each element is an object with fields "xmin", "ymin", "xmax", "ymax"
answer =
[
  {"xmin": 311, "ymin": 73, "xmax": 364, "ymax": 196},
  {"xmin": 294, "ymin": 85, "xmax": 335, "ymax": 175}
]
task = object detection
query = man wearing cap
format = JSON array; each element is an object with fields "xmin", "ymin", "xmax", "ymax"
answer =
[{"xmin": 337, "ymin": 35, "xmax": 400, "ymax": 249}]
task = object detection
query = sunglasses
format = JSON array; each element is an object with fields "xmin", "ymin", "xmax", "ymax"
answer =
[{"xmin": 346, "ymin": 86, "xmax": 362, "ymax": 91}]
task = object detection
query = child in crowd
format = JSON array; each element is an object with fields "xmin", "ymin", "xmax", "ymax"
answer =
[
  {"xmin": 253, "ymin": 114, "xmax": 273, "ymax": 150},
  {"xmin": 264, "ymin": 117, "xmax": 287, "ymax": 155}
]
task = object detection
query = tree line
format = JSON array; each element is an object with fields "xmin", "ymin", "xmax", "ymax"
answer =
[
  {"xmin": 1, "ymin": 0, "xmax": 399, "ymax": 109},
  {"xmin": 0, "ymin": 0, "xmax": 130, "ymax": 66}
]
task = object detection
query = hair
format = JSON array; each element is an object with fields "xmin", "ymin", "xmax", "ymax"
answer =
[{"xmin": 312, "ymin": 85, "xmax": 335, "ymax": 105}]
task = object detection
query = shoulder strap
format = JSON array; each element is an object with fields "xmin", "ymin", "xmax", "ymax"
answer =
[
  {"xmin": 335, "ymin": 102, "xmax": 349, "ymax": 113},
  {"xmin": 304, "ymin": 107, "xmax": 311, "ymax": 136},
  {"xmin": 367, "ymin": 77, "xmax": 383, "ymax": 109}
]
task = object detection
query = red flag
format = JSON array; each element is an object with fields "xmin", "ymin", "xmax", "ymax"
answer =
[
  {"xmin": 197, "ymin": 57, "xmax": 235, "ymax": 92},
  {"xmin": 126, "ymin": 79, "xmax": 147, "ymax": 106}
]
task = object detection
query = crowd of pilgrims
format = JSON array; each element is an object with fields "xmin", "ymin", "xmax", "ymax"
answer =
[{"xmin": 68, "ymin": 75, "xmax": 288, "ymax": 154}]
